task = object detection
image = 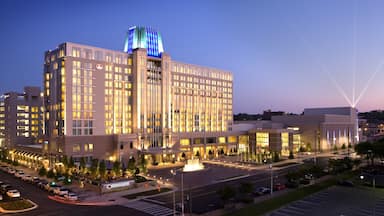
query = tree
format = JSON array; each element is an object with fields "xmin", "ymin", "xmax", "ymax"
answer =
[
  {"xmin": 47, "ymin": 169, "xmax": 55, "ymax": 179},
  {"xmin": 68, "ymin": 156, "xmax": 75, "ymax": 169},
  {"xmin": 80, "ymin": 157, "xmax": 86, "ymax": 173},
  {"xmin": 341, "ymin": 143, "xmax": 346, "ymax": 150},
  {"xmin": 113, "ymin": 161, "xmax": 121, "ymax": 177},
  {"xmin": 39, "ymin": 167, "xmax": 47, "ymax": 177},
  {"xmin": 273, "ymin": 152, "xmax": 280, "ymax": 162},
  {"xmin": 127, "ymin": 156, "xmax": 136, "ymax": 172},
  {"xmin": 90, "ymin": 159, "xmax": 99, "ymax": 177},
  {"xmin": 61, "ymin": 155, "xmax": 68, "ymax": 169},
  {"xmin": 217, "ymin": 186, "xmax": 236, "ymax": 205},
  {"xmin": 208, "ymin": 150, "xmax": 213, "ymax": 156},
  {"xmin": 299, "ymin": 146, "xmax": 306, "ymax": 152},
  {"xmin": 288, "ymin": 150, "xmax": 294, "ymax": 159},
  {"xmin": 99, "ymin": 160, "xmax": 106, "ymax": 179},
  {"xmin": 195, "ymin": 151, "xmax": 200, "ymax": 158},
  {"xmin": 139, "ymin": 154, "xmax": 148, "ymax": 174},
  {"xmin": 238, "ymin": 182, "xmax": 253, "ymax": 194},
  {"xmin": 333, "ymin": 145, "xmax": 338, "ymax": 152}
]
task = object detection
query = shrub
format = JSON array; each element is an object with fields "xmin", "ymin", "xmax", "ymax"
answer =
[{"xmin": 38, "ymin": 167, "xmax": 47, "ymax": 177}]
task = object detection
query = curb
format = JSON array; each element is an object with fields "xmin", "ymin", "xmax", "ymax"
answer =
[
  {"xmin": 48, "ymin": 195, "xmax": 114, "ymax": 206},
  {"xmin": 0, "ymin": 199, "xmax": 38, "ymax": 213}
]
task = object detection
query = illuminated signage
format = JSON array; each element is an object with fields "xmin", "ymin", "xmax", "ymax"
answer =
[{"xmin": 96, "ymin": 64, "xmax": 103, "ymax": 70}]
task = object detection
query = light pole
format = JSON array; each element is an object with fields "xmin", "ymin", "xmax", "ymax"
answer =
[
  {"xmin": 181, "ymin": 171, "xmax": 184, "ymax": 216},
  {"xmin": 170, "ymin": 169, "xmax": 176, "ymax": 216},
  {"xmin": 270, "ymin": 163, "xmax": 273, "ymax": 195},
  {"xmin": 171, "ymin": 169, "xmax": 184, "ymax": 216}
]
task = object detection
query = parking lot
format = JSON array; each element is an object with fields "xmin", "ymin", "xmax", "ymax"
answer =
[
  {"xmin": 0, "ymin": 164, "xmax": 150, "ymax": 216},
  {"xmin": 269, "ymin": 185, "xmax": 384, "ymax": 216}
]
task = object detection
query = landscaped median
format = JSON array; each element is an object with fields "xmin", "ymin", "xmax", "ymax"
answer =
[
  {"xmin": 123, "ymin": 187, "xmax": 172, "ymax": 200},
  {"xmin": 228, "ymin": 172, "xmax": 356, "ymax": 216},
  {"xmin": 0, "ymin": 198, "xmax": 38, "ymax": 213}
]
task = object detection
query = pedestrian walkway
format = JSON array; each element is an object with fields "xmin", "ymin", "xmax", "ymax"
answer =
[{"xmin": 121, "ymin": 200, "xmax": 175, "ymax": 216}]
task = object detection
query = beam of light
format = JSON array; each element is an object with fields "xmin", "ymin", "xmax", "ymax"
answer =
[
  {"xmin": 352, "ymin": 0, "xmax": 357, "ymax": 107},
  {"xmin": 327, "ymin": 72, "xmax": 353, "ymax": 107},
  {"xmin": 288, "ymin": 24, "xmax": 353, "ymax": 107},
  {"xmin": 353, "ymin": 58, "xmax": 384, "ymax": 107}
]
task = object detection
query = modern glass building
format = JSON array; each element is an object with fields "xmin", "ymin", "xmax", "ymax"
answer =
[{"xmin": 43, "ymin": 26, "xmax": 233, "ymax": 164}]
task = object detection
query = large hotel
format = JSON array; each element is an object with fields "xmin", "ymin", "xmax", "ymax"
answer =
[
  {"xmin": 43, "ymin": 26, "xmax": 234, "ymax": 163},
  {"xmin": 1, "ymin": 26, "xmax": 360, "ymax": 167}
]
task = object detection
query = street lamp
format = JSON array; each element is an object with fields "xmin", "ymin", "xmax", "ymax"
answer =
[
  {"xmin": 269, "ymin": 163, "xmax": 273, "ymax": 195},
  {"xmin": 171, "ymin": 169, "xmax": 184, "ymax": 216}
]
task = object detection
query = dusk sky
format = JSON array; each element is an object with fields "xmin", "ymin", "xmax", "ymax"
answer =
[{"xmin": 1, "ymin": 0, "xmax": 384, "ymax": 114}]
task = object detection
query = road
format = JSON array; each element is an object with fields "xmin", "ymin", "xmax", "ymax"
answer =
[
  {"xmin": 0, "ymin": 170, "xmax": 149, "ymax": 216},
  {"xmin": 149, "ymin": 157, "xmax": 330, "ymax": 214}
]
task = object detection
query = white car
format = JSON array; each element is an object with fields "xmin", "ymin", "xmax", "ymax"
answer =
[
  {"xmin": 53, "ymin": 187, "xmax": 69, "ymax": 195},
  {"xmin": 64, "ymin": 192, "xmax": 78, "ymax": 201},
  {"xmin": 14, "ymin": 171, "xmax": 25, "ymax": 178},
  {"xmin": 22, "ymin": 175, "xmax": 32, "ymax": 181},
  {"xmin": 6, "ymin": 189, "xmax": 20, "ymax": 198}
]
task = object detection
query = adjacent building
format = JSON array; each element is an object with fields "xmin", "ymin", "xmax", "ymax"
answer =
[
  {"xmin": 0, "ymin": 87, "xmax": 43, "ymax": 148},
  {"xmin": 272, "ymin": 107, "xmax": 359, "ymax": 151},
  {"xmin": 43, "ymin": 26, "xmax": 233, "ymax": 164}
]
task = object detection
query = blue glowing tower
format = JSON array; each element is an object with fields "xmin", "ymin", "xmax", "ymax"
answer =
[{"xmin": 123, "ymin": 26, "xmax": 165, "ymax": 57}]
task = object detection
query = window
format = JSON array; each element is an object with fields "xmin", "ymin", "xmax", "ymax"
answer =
[
  {"xmin": 218, "ymin": 137, "xmax": 226, "ymax": 144},
  {"xmin": 256, "ymin": 132, "xmax": 269, "ymax": 148},
  {"xmin": 180, "ymin": 139, "xmax": 190, "ymax": 146},
  {"xmin": 73, "ymin": 144, "xmax": 80, "ymax": 153},
  {"xmin": 88, "ymin": 143, "xmax": 93, "ymax": 152},
  {"xmin": 95, "ymin": 51, "xmax": 103, "ymax": 61}
]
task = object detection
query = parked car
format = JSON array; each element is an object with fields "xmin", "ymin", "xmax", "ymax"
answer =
[
  {"xmin": 253, "ymin": 187, "xmax": 271, "ymax": 196},
  {"xmin": 7, "ymin": 169, "xmax": 16, "ymax": 174},
  {"xmin": 338, "ymin": 180, "xmax": 354, "ymax": 187},
  {"xmin": 14, "ymin": 170, "xmax": 25, "ymax": 178},
  {"xmin": 64, "ymin": 192, "xmax": 78, "ymax": 201},
  {"xmin": 22, "ymin": 175, "xmax": 32, "ymax": 181},
  {"xmin": 37, "ymin": 180, "xmax": 49, "ymax": 189},
  {"xmin": 0, "ymin": 165, "xmax": 8, "ymax": 171},
  {"xmin": 31, "ymin": 177, "xmax": 40, "ymax": 184},
  {"xmin": 53, "ymin": 187, "xmax": 69, "ymax": 196},
  {"xmin": 0, "ymin": 184, "xmax": 12, "ymax": 193},
  {"xmin": 273, "ymin": 183, "xmax": 286, "ymax": 191},
  {"xmin": 286, "ymin": 180, "xmax": 299, "ymax": 188},
  {"xmin": 299, "ymin": 178, "xmax": 311, "ymax": 185},
  {"xmin": 6, "ymin": 189, "xmax": 20, "ymax": 198},
  {"xmin": 44, "ymin": 182, "xmax": 58, "ymax": 191}
]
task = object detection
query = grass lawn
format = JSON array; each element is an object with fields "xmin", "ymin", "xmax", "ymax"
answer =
[
  {"xmin": 229, "ymin": 172, "xmax": 356, "ymax": 216},
  {"xmin": 123, "ymin": 188, "xmax": 172, "ymax": 199},
  {"xmin": 0, "ymin": 199, "xmax": 34, "ymax": 211}
]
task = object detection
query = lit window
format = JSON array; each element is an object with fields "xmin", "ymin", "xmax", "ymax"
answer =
[{"xmin": 73, "ymin": 144, "xmax": 80, "ymax": 153}]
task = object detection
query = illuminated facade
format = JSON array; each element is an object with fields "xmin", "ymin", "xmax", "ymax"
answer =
[
  {"xmin": 272, "ymin": 107, "xmax": 359, "ymax": 151},
  {"xmin": 44, "ymin": 26, "xmax": 233, "ymax": 163},
  {"xmin": 0, "ymin": 87, "xmax": 43, "ymax": 148}
]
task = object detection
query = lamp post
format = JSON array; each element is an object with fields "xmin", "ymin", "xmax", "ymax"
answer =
[
  {"xmin": 171, "ymin": 169, "xmax": 184, "ymax": 216},
  {"xmin": 270, "ymin": 163, "xmax": 273, "ymax": 195},
  {"xmin": 170, "ymin": 169, "xmax": 176, "ymax": 216},
  {"xmin": 181, "ymin": 171, "xmax": 184, "ymax": 216}
]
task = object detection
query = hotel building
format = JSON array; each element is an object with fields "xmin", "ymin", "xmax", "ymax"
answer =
[
  {"xmin": 44, "ymin": 26, "xmax": 233, "ymax": 163},
  {"xmin": 0, "ymin": 87, "xmax": 43, "ymax": 148}
]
